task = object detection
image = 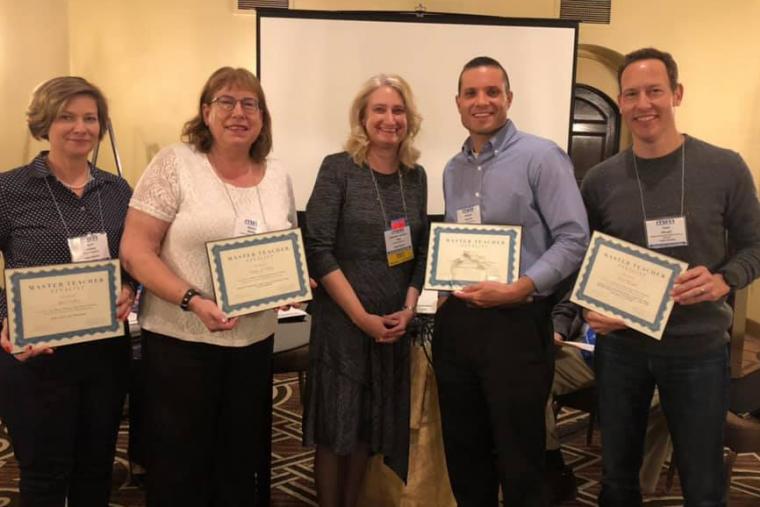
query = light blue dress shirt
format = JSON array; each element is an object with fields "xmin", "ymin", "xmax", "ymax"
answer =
[{"xmin": 443, "ymin": 120, "xmax": 589, "ymax": 295}]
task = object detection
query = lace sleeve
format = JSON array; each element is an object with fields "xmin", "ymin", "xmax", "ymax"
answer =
[{"xmin": 130, "ymin": 146, "xmax": 181, "ymax": 222}]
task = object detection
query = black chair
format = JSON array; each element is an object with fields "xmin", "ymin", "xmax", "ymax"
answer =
[{"xmin": 554, "ymin": 385, "xmax": 597, "ymax": 446}]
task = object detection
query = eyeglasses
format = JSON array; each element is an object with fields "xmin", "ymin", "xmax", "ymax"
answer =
[{"xmin": 209, "ymin": 95, "xmax": 261, "ymax": 113}]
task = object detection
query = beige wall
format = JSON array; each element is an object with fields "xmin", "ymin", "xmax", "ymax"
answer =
[
  {"xmin": 292, "ymin": 0, "xmax": 558, "ymax": 17},
  {"xmin": 3, "ymin": 0, "xmax": 760, "ymax": 318},
  {"xmin": 575, "ymin": 49, "xmax": 631, "ymax": 150},
  {"xmin": 66, "ymin": 0, "xmax": 257, "ymax": 181},
  {"xmin": 580, "ymin": 1, "xmax": 760, "ymax": 175},
  {"xmin": 0, "ymin": 0, "xmax": 70, "ymax": 170}
]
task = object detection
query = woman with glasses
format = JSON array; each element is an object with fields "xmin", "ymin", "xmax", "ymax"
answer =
[
  {"xmin": 0, "ymin": 76, "xmax": 134, "ymax": 505},
  {"xmin": 120, "ymin": 67, "xmax": 296, "ymax": 505},
  {"xmin": 302, "ymin": 74, "xmax": 428, "ymax": 507}
]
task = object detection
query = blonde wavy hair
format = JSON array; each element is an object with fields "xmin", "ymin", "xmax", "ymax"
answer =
[{"xmin": 345, "ymin": 74, "xmax": 422, "ymax": 168}]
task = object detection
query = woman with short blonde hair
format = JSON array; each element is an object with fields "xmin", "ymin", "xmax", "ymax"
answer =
[{"xmin": 0, "ymin": 76, "xmax": 134, "ymax": 504}]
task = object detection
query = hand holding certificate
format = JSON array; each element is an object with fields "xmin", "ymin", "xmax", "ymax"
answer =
[
  {"xmin": 206, "ymin": 228, "xmax": 312, "ymax": 317},
  {"xmin": 571, "ymin": 232, "xmax": 687, "ymax": 340},
  {"xmin": 424, "ymin": 223, "xmax": 521, "ymax": 291},
  {"xmin": 4, "ymin": 259, "xmax": 123, "ymax": 354}
]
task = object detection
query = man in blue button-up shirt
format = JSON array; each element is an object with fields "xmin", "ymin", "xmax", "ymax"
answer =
[{"xmin": 432, "ymin": 56, "xmax": 589, "ymax": 507}]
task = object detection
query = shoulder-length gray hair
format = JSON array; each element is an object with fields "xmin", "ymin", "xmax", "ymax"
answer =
[{"xmin": 345, "ymin": 74, "xmax": 422, "ymax": 168}]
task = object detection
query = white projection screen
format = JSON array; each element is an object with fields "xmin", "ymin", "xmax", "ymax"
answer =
[{"xmin": 257, "ymin": 10, "xmax": 578, "ymax": 213}]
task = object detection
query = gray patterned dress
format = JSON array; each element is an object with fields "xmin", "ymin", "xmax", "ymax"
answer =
[{"xmin": 302, "ymin": 152, "xmax": 428, "ymax": 480}]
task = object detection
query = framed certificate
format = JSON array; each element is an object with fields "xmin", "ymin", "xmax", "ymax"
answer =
[
  {"xmin": 206, "ymin": 228, "xmax": 312, "ymax": 317},
  {"xmin": 5, "ymin": 259, "xmax": 122, "ymax": 353},
  {"xmin": 571, "ymin": 231, "xmax": 688, "ymax": 340},
  {"xmin": 424, "ymin": 223, "xmax": 521, "ymax": 291}
]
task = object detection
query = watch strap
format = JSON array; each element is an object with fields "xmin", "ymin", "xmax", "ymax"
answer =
[{"xmin": 180, "ymin": 288, "xmax": 201, "ymax": 311}]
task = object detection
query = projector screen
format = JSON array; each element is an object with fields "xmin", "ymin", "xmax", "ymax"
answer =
[{"xmin": 257, "ymin": 10, "xmax": 578, "ymax": 213}]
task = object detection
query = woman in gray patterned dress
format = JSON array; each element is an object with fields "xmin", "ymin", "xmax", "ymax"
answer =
[{"xmin": 302, "ymin": 74, "xmax": 428, "ymax": 507}]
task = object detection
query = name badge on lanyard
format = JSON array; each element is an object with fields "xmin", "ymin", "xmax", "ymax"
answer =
[
  {"xmin": 233, "ymin": 216, "xmax": 258, "ymax": 237},
  {"xmin": 644, "ymin": 216, "xmax": 688, "ymax": 249},
  {"xmin": 384, "ymin": 217, "xmax": 414, "ymax": 267},
  {"xmin": 456, "ymin": 204, "xmax": 481, "ymax": 224},
  {"xmin": 68, "ymin": 232, "xmax": 110, "ymax": 262}
]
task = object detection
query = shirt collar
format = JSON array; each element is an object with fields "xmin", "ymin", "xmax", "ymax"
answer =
[
  {"xmin": 460, "ymin": 119, "xmax": 516, "ymax": 160},
  {"xmin": 28, "ymin": 151, "xmax": 105, "ymax": 186},
  {"xmin": 29, "ymin": 151, "xmax": 53, "ymax": 179}
]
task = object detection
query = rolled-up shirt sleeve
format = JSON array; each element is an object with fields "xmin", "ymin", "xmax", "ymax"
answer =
[{"xmin": 524, "ymin": 146, "xmax": 589, "ymax": 293}]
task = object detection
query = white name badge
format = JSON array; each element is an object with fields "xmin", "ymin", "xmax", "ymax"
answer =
[
  {"xmin": 645, "ymin": 216, "xmax": 688, "ymax": 249},
  {"xmin": 384, "ymin": 226, "xmax": 414, "ymax": 267},
  {"xmin": 67, "ymin": 232, "xmax": 110, "ymax": 262},
  {"xmin": 233, "ymin": 217, "xmax": 258, "ymax": 237},
  {"xmin": 456, "ymin": 205, "xmax": 482, "ymax": 224}
]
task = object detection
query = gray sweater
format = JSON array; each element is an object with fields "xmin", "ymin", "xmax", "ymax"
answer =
[{"xmin": 580, "ymin": 135, "xmax": 760, "ymax": 355}]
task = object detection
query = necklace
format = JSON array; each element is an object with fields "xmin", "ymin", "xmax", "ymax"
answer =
[
  {"xmin": 208, "ymin": 152, "xmax": 262, "ymax": 185},
  {"xmin": 47, "ymin": 156, "xmax": 93, "ymax": 190},
  {"xmin": 207, "ymin": 155, "xmax": 268, "ymax": 229},
  {"xmin": 57, "ymin": 172, "xmax": 92, "ymax": 190}
]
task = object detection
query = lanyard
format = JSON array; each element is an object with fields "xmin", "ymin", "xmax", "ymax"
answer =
[
  {"xmin": 368, "ymin": 166, "xmax": 408, "ymax": 228},
  {"xmin": 211, "ymin": 161, "xmax": 268, "ymax": 230},
  {"xmin": 632, "ymin": 142, "xmax": 685, "ymax": 221},
  {"xmin": 44, "ymin": 176, "xmax": 106, "ymax": 237}
]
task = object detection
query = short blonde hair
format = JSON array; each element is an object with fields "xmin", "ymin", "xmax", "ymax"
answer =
[
  {"xmin": 182, "ymin": 67, "xmax": 272, "ymax": 163},
  {"xmin": 27, "ymin": 76, "xmax": 109, "ymax": 141},
  {"xmin": 345, "ymin": 74, "xmax": 422, "ymax": 168}
]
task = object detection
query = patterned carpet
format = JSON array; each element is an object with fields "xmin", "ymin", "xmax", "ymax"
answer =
[{"xmin": 0, "ymin": 374, "xmax": 759, "ymax": 505}]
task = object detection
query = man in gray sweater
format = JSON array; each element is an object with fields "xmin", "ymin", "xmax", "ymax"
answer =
[{"xmin": 581, "ymin": 47, "xmax": 760, "ymax": 506}]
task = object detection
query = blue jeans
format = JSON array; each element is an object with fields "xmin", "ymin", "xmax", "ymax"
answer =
[{"xmin": 595, "ymin": 335, "xmax": 729, "ymax": 507}]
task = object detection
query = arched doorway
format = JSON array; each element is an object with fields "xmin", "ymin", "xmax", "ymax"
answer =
[{"xmin": 569, "ymin": 84, "xmax": 620, "ymax": 184}]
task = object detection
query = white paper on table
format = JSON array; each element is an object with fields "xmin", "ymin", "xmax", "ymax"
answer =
[
  {"xmin": 416, "ymin": 289, "xmax": 439, "ymax": 315},
  {"xmin": 561, "ymin": 340, "xmax": 595, "ymax": 353},
  {"xmin": 277, "ymin": 307, "xmax": 308, "ymax": 320}
]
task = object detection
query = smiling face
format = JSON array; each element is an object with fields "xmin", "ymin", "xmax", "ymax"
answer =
[
  {"xmin": 47, "ymin": 94, "xmax": 100, "ymax": 160},
  {"xmin": 456, "ymin": 65, "xmax": 512, "ymax": 151},
  {"xmin": 618, "ymin": 58, "xmax": 683, "ymax": 150},
  {"xmin": 202, "ymin": 85, "xmax": 262, "ymax": 152},
  {"xmin": 363, "ymin": 85, "xmax": 408, "ymax": 151}
]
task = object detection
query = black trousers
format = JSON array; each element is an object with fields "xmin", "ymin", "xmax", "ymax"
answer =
[
  {"xmin": 0, "ymin": 336, "xmax": 130, "ymax": 507},
  {"xmin": 433, "ymin": 297, "xmax": 554, "ymax": 507},
  {"xmin": 143, "ymin": 331, "xmax": 273, "ymax": 507}
]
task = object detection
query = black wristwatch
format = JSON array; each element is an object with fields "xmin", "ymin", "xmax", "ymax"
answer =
[{"xmin": 180, "ymin": 288, "xmax": 201, "ymax": 311}]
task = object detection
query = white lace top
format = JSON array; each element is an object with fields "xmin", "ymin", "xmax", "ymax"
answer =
[{"xmin": 130, "ymin": 143, "xmax": 297, "ymax": 347}]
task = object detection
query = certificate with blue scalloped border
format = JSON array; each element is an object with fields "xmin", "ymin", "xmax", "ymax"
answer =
[
  {"xmin": 5, "ymin": 259, "xmax": 122, "ymax": 353},
  {"xmin": 423, "ymin": 223, "xmax": 521, "ymax": 291},
  {"xmin": 206, "ymin": 228, "xmax": 312, "ymax": 317},
  {"xmin": 570, "ymin": 231, "xmax": 687, "ymax": 340}
]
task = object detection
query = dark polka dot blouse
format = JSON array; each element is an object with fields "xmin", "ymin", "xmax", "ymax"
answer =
[{"xmin": 0, "ymin": 151, "xmax": 133, "ymax": 320}]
